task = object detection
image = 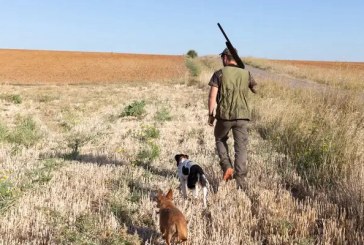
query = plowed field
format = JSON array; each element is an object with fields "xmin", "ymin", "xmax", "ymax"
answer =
[
  {"xmin": 271, "ymin": 59, "xmax": 364, "ymax": 70},
  {"xmin": 0, "ymin": 49, "xmax": 187, "ymax": 84}
]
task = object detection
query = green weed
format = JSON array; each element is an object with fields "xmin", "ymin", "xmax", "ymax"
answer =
[
  {"xmin": 139, "ymin": 125, "xmax": 160, "ymax": 140},
  {"xmin": 0, "ymin": 94, "xmax": 22, "ymax": 104},
  {"xmin": 28, "ymin": 159, "xmax": 62, "ymax": 185},
  {"xmin": 186, "ymin": 58, "xmax": 201, "ymax": 77},
  {"xmin": 120, "ymin": 100, "xmax": 146, "ymax": 118},
  {"xmin": 7, "ymin": 116, "xmax": 42, "ymax": 147},
  {"xmin": 136, "ymin": 141, "xmax": 160, "ymax": 165},
  {"xmin": 154, "ymin": 107, "xmax": 172, "ymax": 122}
]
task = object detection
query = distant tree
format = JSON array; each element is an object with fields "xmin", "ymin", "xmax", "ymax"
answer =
[{"xmin": 186, "ymin": 50, "xmax": 198, "ymax": 58}]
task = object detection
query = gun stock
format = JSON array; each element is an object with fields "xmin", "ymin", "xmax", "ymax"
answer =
[{"xmin": 217, "ymin": 23, "xmax": 245, "ymax": 69}]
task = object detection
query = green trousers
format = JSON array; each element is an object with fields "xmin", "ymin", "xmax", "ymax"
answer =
[{"xmin": 214, "ymin": 119, "xmax": 249, "ymax": 188}]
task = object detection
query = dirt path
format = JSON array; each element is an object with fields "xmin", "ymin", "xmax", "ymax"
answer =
[
  {"xmin": 247, "ymin": 65, "xmax": 325, "ymax": 89},
  {"xmin": 246, "ymin": 65, "xmax": 364, "ymax": 101}
]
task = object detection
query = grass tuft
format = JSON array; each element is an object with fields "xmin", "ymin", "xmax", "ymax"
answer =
[
  {"xmin": 120, "ymin": 100, "xmax": 146, "ymax": 118},
  {"xmin": 136, "ymin": 141, "xmax": 160, "ymax": 165},
  {"xmin": 7, "ymin": 116, "xmax": 42, "ymax": 147},
  {"xmin": 154, "ymin": 107, "xmax": 172, "ymax": 122}
]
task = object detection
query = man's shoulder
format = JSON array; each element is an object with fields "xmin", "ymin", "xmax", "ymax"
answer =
[
  {"xmin": 213, "ymin": 68, "xmax": 223, "ymax": 74},
  {"xmin": 214, "ymin": 69, "xmax": 223, "ymax": 78},
  {"xmin": 209, "ymin": 69, "xmax": 223, "ymax": 87}
]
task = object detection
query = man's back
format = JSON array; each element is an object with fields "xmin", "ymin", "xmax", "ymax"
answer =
[{"xmin": 216, "ymin": 66, "xmax": 251, "ymax": 120}]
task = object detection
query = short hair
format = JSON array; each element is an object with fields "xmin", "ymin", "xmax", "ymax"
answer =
[{"xmin": 221, "ymin": 54, "xmax": 234, "ymax": 61}]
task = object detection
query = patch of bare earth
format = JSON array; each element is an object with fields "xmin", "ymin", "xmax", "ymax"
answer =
[{"xmin": 0, "ymin": 49, "xmax": 187, "ymax": 84}]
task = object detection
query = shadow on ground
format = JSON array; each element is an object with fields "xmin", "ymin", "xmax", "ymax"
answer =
[
  {"xmin": 136, "ymin": 161, "xmax": 177, "ymax": 179},
  {"xmin": 45, "ymin": 151, "xmax": 128, "ymax": 166}
]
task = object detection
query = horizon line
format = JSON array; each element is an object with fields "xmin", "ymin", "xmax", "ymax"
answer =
[{"xmin": 0, "ymin": 48, "xmax": 362, "ymax": 63}]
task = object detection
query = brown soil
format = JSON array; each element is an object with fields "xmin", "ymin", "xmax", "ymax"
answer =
[{"xmin": 0, "ymin": 49, "xmax": 187, "ymax": 84}]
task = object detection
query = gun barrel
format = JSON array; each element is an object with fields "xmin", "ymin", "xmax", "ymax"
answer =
[
  {"xmin": 217, "ymin": 23, "xmax": 245, "ymax": 69},
  {"xmin": 217, "ymin": 23, "xmax": 231, "ymax": 43}
]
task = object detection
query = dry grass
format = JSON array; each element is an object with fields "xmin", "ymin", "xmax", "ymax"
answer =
[
  {"xmin": 250, "ymin": 69, "xmax": 364, "ymax": 244},
  {"xmin": 1, "ymin": 50, "xmax": 364, "ymax": 244},
  {"xmin": 244, "ymin": 57, "xmax": 364, "ymax": 90}
]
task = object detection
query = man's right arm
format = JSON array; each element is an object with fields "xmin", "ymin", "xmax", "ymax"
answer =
[
  {"xmin": 207, "ymin": 71, "xmax": 221, "ymax": 126},
  {"xmin": 208, "ymin": 86, "xmax": 218, "ymax": 126},
  {"xmin": 208, "ymin": 86, "xmax": 218, "ymax": 115}
]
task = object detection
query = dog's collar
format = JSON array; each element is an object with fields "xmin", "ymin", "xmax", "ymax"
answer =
[
  {"xmin": 178, "ymin": 159, "xmax": 195, "ymax": 168},
  {"xmin": 178, "ymin": 159, "xmax": 193, "ymax": 166}
]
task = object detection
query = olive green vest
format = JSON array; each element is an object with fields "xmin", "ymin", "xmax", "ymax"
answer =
[{"xmin": 216, "ymin": 66, "xmax": 251, "ymax": 120}]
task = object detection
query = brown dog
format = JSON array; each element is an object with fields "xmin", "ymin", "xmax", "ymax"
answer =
[{"xmin": 154, "ymin": 189, "xmax": 188, "ymax": 245}]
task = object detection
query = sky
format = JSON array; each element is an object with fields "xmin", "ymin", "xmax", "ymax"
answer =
[{"xmin": 0, "ymin": 0, "xmax": 363, "ymax": 61}]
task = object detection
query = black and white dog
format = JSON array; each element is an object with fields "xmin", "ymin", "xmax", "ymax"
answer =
[{"xmin": 174, "ymin": 154, "xmax": 209, "ymax": 207}]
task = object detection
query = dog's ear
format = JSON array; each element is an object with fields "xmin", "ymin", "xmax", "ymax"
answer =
[
  {"xmin": 175, "ymin": 154, "xmax": 181, "ymax": 166},
  {"xmin": 175, "ymin": 154, "xmax": 181, "ymax": 161},
  {"xmin": 166, "ymin": 188, "xmax": 173, "ymax": 200},
  {"xmin": 184, "ymin": 154, "xmax": 189, "ymax": 159}
]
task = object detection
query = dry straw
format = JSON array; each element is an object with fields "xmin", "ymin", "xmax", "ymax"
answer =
[{"xmin": 0, "ymin": 52, "xmax": 363, "ymax": 244}]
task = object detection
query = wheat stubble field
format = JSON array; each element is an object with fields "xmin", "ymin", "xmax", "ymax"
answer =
[{"xmin": 0, "ymin": 49, "xmax": 363, "ymax": 244}]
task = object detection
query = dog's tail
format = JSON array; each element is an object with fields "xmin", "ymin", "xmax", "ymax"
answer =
[
  {"xmin": 200, "ymin": 174, "xmax": 209, "ymax": 187},
  {"xmin": 194, "ymin": 165, "xmax": 208, "ymax": 187}
]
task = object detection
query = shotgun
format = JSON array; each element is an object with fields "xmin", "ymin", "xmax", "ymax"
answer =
[{"xmin": 217, "ymin": 23, "xmax": 245, "ymax": 69}]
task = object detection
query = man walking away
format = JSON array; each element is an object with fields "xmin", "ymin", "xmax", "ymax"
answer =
[{"xmin": 207, "ymin": 48, "xmax": 257, "ymax": 190}]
